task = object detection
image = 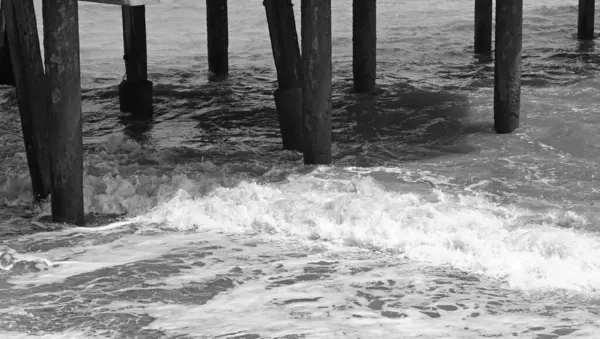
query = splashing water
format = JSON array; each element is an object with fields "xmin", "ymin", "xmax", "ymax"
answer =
[{"xmin": 1, "ymin": 0, "xmax": 600, "ymax": 338}]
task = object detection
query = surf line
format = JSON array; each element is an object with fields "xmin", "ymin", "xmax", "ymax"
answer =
[{"xmin": 70, "ymin": 219, "xmax": 138, "ymax": 233}]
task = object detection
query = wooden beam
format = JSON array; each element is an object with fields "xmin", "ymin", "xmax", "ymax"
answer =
[
  {"xmin": 352, "ymin": 0, "xmax": 376, "ymax": 93},
  {"xmin": 43, "ymin": 0, "xmax": 85, "ymax": 225},
  {"xmin": 2, "ymin": 0, "xmax": 51, "ymax": 201},
  {"xmin": 119, "ymin": 5, "xmax": 153, "ymax": 117},
  {"xmin": 264, "ymin": 0, "xmax": 303, "ymax": 152},
  {"xmin": 78, "ymin": 0, "xmax": 159, "ymax": 6},
  {"xmin": 301, "ymin": 0, "xmax": 332, "ymax": 164},
  {"xmin": 578, "ymin": 0, "xmax": 595, "ymax": 40},
  {"xmin": 474, "ymin": 0, "xmax": 493, "ymax": 54},
  {"xmin": 206, "ymin": 0, "xmax": 228, "ymax": 79},
  {"xmin": 494, "ymin": 0, "xmax": 522, "ymax": 134},
  {"xmin": 0, "ymin": 7, "xmax": 15, "ymax": 86}
]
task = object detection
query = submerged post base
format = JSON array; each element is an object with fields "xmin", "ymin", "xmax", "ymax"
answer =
[
  {"xmin": 119, "ymin": 79, "xmax": 153, "ymax": 117},
  {"xmin": 494, "ymin": 115, "xmax": 519, "ymax": 134},
  {"xmin": 274, "ymin": 87, "xmax": 302, "ymax": 152}
]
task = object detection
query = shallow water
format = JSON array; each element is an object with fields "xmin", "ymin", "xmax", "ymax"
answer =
[{"xmin": 1, "ymin": 0, "xmax": 600, "ymax": 338}]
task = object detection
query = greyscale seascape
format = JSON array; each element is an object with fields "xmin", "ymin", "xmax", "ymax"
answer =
[{"xmin": 1, "ymin": 0, "xmax": 600, "ymax": 338}]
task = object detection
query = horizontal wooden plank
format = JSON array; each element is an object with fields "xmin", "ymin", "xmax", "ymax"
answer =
[{"xmin": 79, "ymin": 0, "xmax": 159, "ymax": 6}]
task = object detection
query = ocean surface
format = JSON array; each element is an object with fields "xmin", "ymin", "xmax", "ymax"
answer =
[{"xmin": 1, "ymin": 0, "xmax": 600, "ymax": 338}]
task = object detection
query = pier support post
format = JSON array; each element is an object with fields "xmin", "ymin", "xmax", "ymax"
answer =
[
  {"xmin": 42, "ymin": 0, "xmax": 84, "ymax": 225},
  {"xmin": 474, "ymin": 0, "xmax": 493, "ymax": 54},
  {"xmin": 578, "ymin": 0, "xmax": 595, "ymax": 40},
  {"xmin": 0, "ymin": 9, "xmax": 15, "ymax": 86},
  {"xmin": 119, "ymin": 5, "xmax": 153, "ymax": 118},
  {"xmin": 206, "ymin": 0, "xmax": 228, "ymax": 79},
  {"xmin": 264, "ymin": 0, "xmax": 303, "ymax": 152},
  {"xmin": 301, "ymin": 0, "xmax": 332, "ymax": 164},
  {"xmin": 352, "ymin": 0, "xmax": 376, "ymax": 93},
  {"xmin": 494, "ymin": 0, "xmax": 522, "ymax": 134},
  {"xmin": 3, "ymin": 0, "xmax": 51, "ymax": 201}
]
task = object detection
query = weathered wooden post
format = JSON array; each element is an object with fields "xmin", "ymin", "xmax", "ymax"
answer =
[
  {"xmin": 2, "ymin": 0, "xmax": 51, "ymax": 201},
  {"xmin": 119, "ymin": 5, "xmax": 153, "ymax": 117},
  {"xmin": 42, "ymin": 0, "xmax": 84, "ymax": 225},
  {"xmin": 352, "ymin": 0, "xmax": 376, "ymax": 93},
  {"xmin": 206, "ymin": 0, "xmax": 228, "ymax": 79},
  {"xmin": 352, "ymin": 0, "xmax": 377, "ymax": 93},
  {"xmin": 0, "ymin": 6, "xmax": 14, "ymax": 86},
  {"xmin": 474, "ymin": 0, "xmax": 493, "ymax": 54},
  {"xmin": 301, "ymin": 0, "xmax": 332, "ymax": 164},
  {"xmin": 494, "ymin": 0, "xmax": 522, "ymax": 134},
  {"xmin": 264, "ymin": 0, "xmax": 303, "ymax": 152},
  {"xmin": 578, "ymin": 0, "xmax": 595, "ymax": 40}
]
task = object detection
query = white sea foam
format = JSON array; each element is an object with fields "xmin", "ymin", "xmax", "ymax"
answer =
[{"xmin": 120, "ymin": 171, "xmax": 600, "ymax": 293}]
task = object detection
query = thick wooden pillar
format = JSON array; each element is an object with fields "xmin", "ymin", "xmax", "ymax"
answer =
[
  {"xmin": 264, "ymin": 0, "xmax": 303, "ymax": 152},
  {"xmin": 2, "ymin": 0, "xmax": 51, "ymax": 201},
  {"xmin": 0, "ymin": 8, "xmax": 15, "ymax": 86},
  {"xmin": 42, "ymin": 0, "xmax": 84, "ymax": 225},
  {"xmin": 301, "ymin": 0, "xmax": 332, "ymax": 164},
  {"xmin": 206, "ymin": 0, "xmax": 228, "ymax": 79},
  {"xmin": 352, "ymin": 0, "xmax": 376, "ymax": 93},
  {"xmin": 494, "ymin": 0, "xmax": 522, "ymax": 134},
  {"xmin": 474, "ymin": 0, "xmax": 493, "ymax": 54},
  {"xmin": 578, "ymin": 0, "xmax": 595, "ymax": 40},
  {"xmin": 119, "ymin": 5, "xmax": 153, "ymax": 117}
]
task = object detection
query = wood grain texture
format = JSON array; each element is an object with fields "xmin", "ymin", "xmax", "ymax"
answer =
[
  {"xmin": 265, "ymin": 0, "xmax": 303, "ymax": 151},
  {"xmin": 43, "ymin": 0, "xmax": 85, "ymax": 225},
  {"xmin": 494, "ymin": 0, "xmax": 522, "ymax": 134},
  {"xmin": 2, "ymin": 0, "xmax": 51, "ymax": 201},
  {"xmin": 301, "ymin": 0, "xmax": 332, "ymax": 164}
]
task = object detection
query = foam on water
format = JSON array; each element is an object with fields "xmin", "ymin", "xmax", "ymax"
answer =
[
  {"xmin": 98, "ymin": 170, "xmax": 600, "ymax": 293},
  {"xmin": 2, "ymin": 0, "xmax": 600, "ymax": 337},
  {"xmin": 1, "ymin": 164, "xmax": 600, "ymax": 337}
]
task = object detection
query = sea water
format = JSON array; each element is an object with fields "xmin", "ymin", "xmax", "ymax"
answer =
[{"xmin": 1, "ymin": 0, "xmax": 600, "ymax": 338}]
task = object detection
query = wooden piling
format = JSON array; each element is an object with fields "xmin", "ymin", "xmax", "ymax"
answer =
[
  {"xmin": 264, "ymin": 0, "xmax": 303, "ymax": 151},
  {"xmin": 3, "ymin": 0, "xmax": 51, "ymax": 201},
  {"xmin": 206, "ymin": 0, "xmax": 228, "ymax": 79},
  {"xmin": 301, "ymin": 0, "xmax": 332, "ymax": 164},
  {"xmin": 578, "ymin": 0, "xmax": 595, "ymax": 40},
  {"xmin": 0, "ymin": 8, "xmax": 15, "ymax": 86},
  {"xmin": 352, "ymin": 0, "xmax": 376, "ymax": 93},
  {"xmin": 42, "ymin": 0, "xmax": 84, "ymax": 225},
  {"xmin": 119, "ymin": 5, "xmax": 153, "ymax": 117},
  {"xmin": 494, "ymin": 0, "xmax": 522, "ymax": 134},
  {"xmin": 474, "ymin": 0, "xmax": 493, "ymax": 54}
]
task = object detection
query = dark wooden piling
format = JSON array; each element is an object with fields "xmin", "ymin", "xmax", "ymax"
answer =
[
  {"xmin": 494, "ymin": 0, "xmax": 523, "ymax": 134},
  {"xmin": 42, "ymin": 0, "xmax": 84, "ymax": 225},
  {"xmin": 2, "ymin": 0, "xmax": 51, "ymax": 201},
  {"xmin": 578, "ymin": 0, "xmax": 595, "ymax": 40},
  {"xmin": 352, "ymin": 0, "xmax": 376, "ymax": 93},
  {"xmin": 264, "ymin": 0, "xmax": 303, "ymax": 151},
  {"xmin": 0, "ymin": 8, "xmax": 15, "ymax": 86},
  {"xmin": 119, "ymin": 5, "xmax": 153, "ymax": 117},
  {"xmin": 301, "ymin": 0, "xmax": 332, "ymax": 164},
  {"xmin": 206, "ymin": 0, "xmax": 228, "ymax": 79},
  {"xmin": 474, "ymin": 0, "xmax": 493, "ymax": 54}
]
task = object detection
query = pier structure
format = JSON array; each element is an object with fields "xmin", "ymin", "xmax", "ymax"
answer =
[{"xmin": 0, "ymin": 0, "xmax": 596, "ymax": 225}]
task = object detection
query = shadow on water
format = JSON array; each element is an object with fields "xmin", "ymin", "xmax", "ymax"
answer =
[
  {"xmin": 576, "ymin": 38, "xmax": 595, "ymax": 53},
  {"xmin": 95, "ymin": 76, "xmax": 487, "ymax": 168},
  {"xmin": 118, "ymin": 115, "xmax": 154, "ymax": 146},
  {"xmin": 331, "ymin": 82, "xmax": 486, "ymax": 166},
  {"xmin": 79, "ymin": 66, "xmax": 488, "ymax": 169}
]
